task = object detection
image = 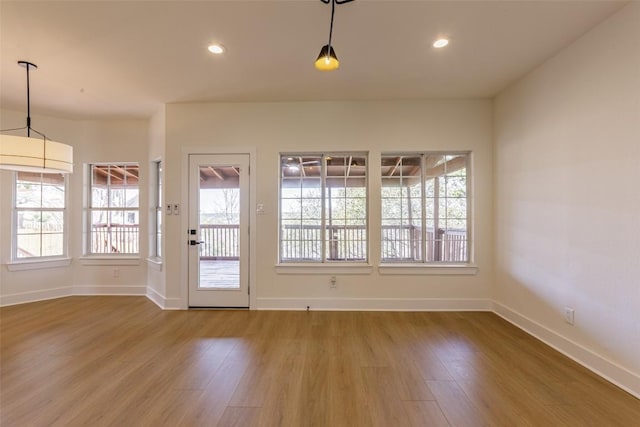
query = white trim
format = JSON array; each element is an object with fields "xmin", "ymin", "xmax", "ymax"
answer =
[
  {"xmin": 378, "ymin": 264, "xmax": 478, "ymax": 275},
  {"xmin": 0, "ymin": 286, "xmax": 72, "ymax": 306},
  {"xmin": 257, "ymin": 297, "xmax": 492, "ymax": 311},
  {"xmin": 493, "ymin": 301, "xmax": 640, "ymax": 399},
  {"xmin": 275, "ymin": 263, "xmax": 373, "ymax": 275},
  {"xmin": 146, "ymin": 257, "xmax": 163, "ymax": 271},
  {"xmin": 72, "ymin": 285, "xmax": 146, "ymax": 295},
  {"xmin": 5, "ymin": 257, "xmax": 72, "ymax": 271},
  {"xmin": 146, "ymin": 287, "xmax": 164, "ymax": 308},
  {"xmin": 146, "ymin": 288, "xmax": 183, "ymax": 310},
  {"xmin": 78, "ymin": 257, "xmax": 140, "ymax": 266}
]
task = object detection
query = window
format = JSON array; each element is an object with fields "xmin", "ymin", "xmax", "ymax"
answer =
[
  {"xmin": 13, "ymin": 172, "xmax": 67, "ymax": 259},
  {"xmin": 280, "ymin": 154, "xmax": 367, "ymax": 262},
  {"xmin": 153, "ymin": 161, "xmax": 162, "ymax": 258},
  {"xmin": 381, "ymin": 153, "xmax": 470, "ymax": 263},
  {"xmin": 88, "ymin": 163, "xmax": 139, "ymax": 255}
]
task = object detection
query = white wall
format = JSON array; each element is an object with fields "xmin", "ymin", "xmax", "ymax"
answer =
[
  {"xmin": 0, "ymin": 109, "xmax": 149, "ymax": 304},
  {"xmin": 493, "ymin": 2, "xmax": 640, "ymax": 396},
  {"xmin": 164, "ymin": 100, "xmax": 494, "ymax": 310}
]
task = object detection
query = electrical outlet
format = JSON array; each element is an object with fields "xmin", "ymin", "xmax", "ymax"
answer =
[
  {"xmin": 564, "ymin": 306, "xmax": 575, "ymax": 325},
  {"xmin": 330, "ymin": 276, "xmax": 337, "ymax": 288}
]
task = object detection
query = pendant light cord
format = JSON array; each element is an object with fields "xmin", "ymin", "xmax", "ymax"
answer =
[
  {"xmin": 26, "ymin": 62, "xmax": 32, "ymax": 136},
  {"xmin": 328, "ymin": 0, "xmax": 335, "ymax": 49},
  {"xmin": 0, "ymin": 61, "xmax": 47, "ymax": 139}
]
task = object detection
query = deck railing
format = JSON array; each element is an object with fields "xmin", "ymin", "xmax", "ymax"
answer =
[
  {"xmin": 200, "ymin": 224, "xmax": 240, "ymax": 259},
  {"xmin": 281, "ymin": 224, "xmax": 467, "ymax": 262},
  {"xmin": 91, "ymin": 224, "xmax": 139, "ymax": 254},
  {"xmin": 90, "ymin": 223, "xmax": 466, "ymax": 262},
  {"xmin": 381, "ymin": 226, "xmax": 467, "ymax": 262}
]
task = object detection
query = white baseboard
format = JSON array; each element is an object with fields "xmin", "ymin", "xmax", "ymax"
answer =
[
  {"xmin": 256, "ymin": 297, "xmax": 493, "ymax": 311},
  {"xmin": 0, "ymin": 287, "xmax": 73, "ymax": 307},
  {"xmin": 72, "ymin": 285, "xmax": 147, "ymax": 296},
  {"xmin": 493, "ymin": 302, "xmax": 640, "ymax": 399},
  {"xmin": 145, "ymin": 287, "xmax": 183, "ymax": 310},
  {"xmin": 146, "ymin": 287, "xmax": 165, "ymax": 309}
]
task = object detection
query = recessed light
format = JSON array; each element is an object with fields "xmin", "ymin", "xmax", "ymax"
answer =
[
  {"xmin": 433, "ymin": 38, "xmax": 449, "ymax": 48},
  {"xmin": 207, "ymin": 43, "xmax": 225, "ymax": 54}
]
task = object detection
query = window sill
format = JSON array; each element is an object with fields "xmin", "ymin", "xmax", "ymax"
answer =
[
  {"xmin": 78, "ymin": 256, "xmax": 140, "ymax": 266},
  {"xmin": 275, "ymin": 263, "xmax": 373, "ymax": 275},
  {"xmin": 147, "ymin": 257, "xmax": 163, "ymax": 271},
  {"xmin": 5, "ymin": 257, "xmax": 72, "ymax": 272},
  {"xmin": 378, "ymin": 264, "xmax": 478, "ymax": 275}
]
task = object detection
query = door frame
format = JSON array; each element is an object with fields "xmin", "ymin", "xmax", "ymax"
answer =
[{"xmin": 180, "ymin": 147, "xmax": 257, "ymax": 310}]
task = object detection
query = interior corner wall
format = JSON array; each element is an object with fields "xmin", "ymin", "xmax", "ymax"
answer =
[
  {"xmin": 493, "ymin": 2, "xmax": 640, "ymax": 396},
  {"xmin": 0, "ymin": 109, "xmax": 149, "ymax": 304},
  {"xmin": 164, "ymin": 99, "xmax": 494, "ymax": 310}
]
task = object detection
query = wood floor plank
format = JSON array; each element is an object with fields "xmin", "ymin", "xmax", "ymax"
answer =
[
  {"xmin": 326, "ymin": 336, "xmax": 374, "ymax": 427},
  {"xmin": 361, "ymin": 366, "xmax": 412, "ymax": 427},
  {"xmin": 403, "ymin": 401, "xmax": 451, "ymax": 427},
  {"xmin": 1, "ymin": 297, "xmax": 638, "ymax": 427},
  {"xmin": 217, "ymin": 406, "xmax": 262, "ymax": 427},
  {"xmin": 427, "ymin": 380, "xmax": 488, "ymax": 427},
  {"xmin": 177, "ymin": 358, "xmax": 251, "ymax": 426}
]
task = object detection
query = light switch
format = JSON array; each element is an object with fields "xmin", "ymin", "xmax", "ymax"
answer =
[
  {"xmin": 173, "ymin": 204, "xmax": 180, "ymax": 215},
  {"xmin": 166, "ymin": 204, "xmax": 173, "ymax": 215},
  {"xmin": 256, "ymin": 203, "xmax": 265, "ymax": 214}
]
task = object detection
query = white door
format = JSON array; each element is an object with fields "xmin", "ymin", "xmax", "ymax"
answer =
[{"xmin": 188, "ymin": 154, "xmax": 249, "ymax": 307}]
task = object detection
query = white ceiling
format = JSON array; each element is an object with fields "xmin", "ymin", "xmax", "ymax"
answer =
[{"xmin": 0, "ymin": 0, "xmax": 626, "ymax": 120}]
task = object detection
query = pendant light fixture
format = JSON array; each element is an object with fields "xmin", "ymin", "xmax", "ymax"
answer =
[
  {"xmin": 0, "ymin": 61, "xmax": 73, "ymax": 173},
  {"xmin": 314, "ymin": 0, "xmax": 354, "ymax": 71}
]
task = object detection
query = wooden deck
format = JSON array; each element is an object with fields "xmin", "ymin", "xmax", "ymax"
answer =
[{"xmin": 199, "ymin": 259, "xmax": 239, "ymax": 289}]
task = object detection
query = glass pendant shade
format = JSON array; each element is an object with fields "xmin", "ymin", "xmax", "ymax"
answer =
[{"xmin": 314, "ymin": 45, "xmax": 340, "ymax": 71}]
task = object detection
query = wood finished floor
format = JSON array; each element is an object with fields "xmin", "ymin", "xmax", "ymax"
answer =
[{"xmin": 1, "ymin": 297, "xmax": 638, "ymax": 427}]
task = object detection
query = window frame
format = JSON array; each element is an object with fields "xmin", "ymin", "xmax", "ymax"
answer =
[
  {"xmin": 86, "ymin": 162, "xmax": 140, "ymax": 256},
  {"xmin": 151, "ymin": 160, "xmax": 162, "ymax": 259},
  {"xmin": 12, "ymin": 171, "xmax": 69, "ymax": 262},
  {"xmin": 380, "ymin": 151, "xmax": 472, "ymax": 265},
  {"xmin": 278, "ymin": 152, "xmax": 369, "ymax": 264}
]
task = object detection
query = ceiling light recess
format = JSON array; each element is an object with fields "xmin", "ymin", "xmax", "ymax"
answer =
[
  {"xmin": 433, "ymin": 38, "xmax": 449, "ymax": 48},
  {"xmin": 0, "ymin": 61, "xmax": 73, "ymax": 173},
  {"xmin": 315, "ymin": 0, "xmax": 354, "ymax": 71}
]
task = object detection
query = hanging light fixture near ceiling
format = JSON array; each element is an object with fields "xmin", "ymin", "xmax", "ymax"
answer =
[
  {"xmin": 0, "ymin": 61, "xmax": 73, "ymax": 174},
  {"xmin": 315, "ymin": 0, "xmax": 354, "ymax": 71}
]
